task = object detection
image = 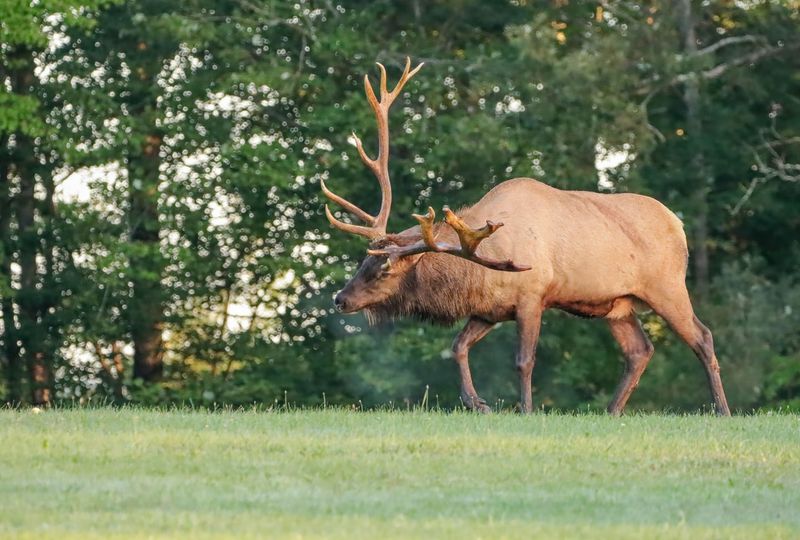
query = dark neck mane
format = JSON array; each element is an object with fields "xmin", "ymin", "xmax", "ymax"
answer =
[{"xmin": 365, "ymin": 252, "xmax": 485, "ymax": 326}]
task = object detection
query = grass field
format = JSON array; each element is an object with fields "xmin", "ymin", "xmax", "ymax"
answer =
[{"xmin": 1, "ymin": 409, "xmax": 798, "ymax": 539}]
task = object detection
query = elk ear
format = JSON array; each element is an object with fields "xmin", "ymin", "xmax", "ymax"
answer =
[
  {"xmin": 369, "ymin": 235, "xmax": 424, "ymax": 271},
  {"xmin": 383, "ymin": 232, "xmax": 423, "ymax": 247},
  {"xmin": 387, "ymin": 251, "xmax": 424, "ymax": 269}
]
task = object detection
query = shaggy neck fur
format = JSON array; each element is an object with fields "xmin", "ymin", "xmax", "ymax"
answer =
[{"xmin": 365, "ymin": 252, "xmax": 487, "ymax": 326}]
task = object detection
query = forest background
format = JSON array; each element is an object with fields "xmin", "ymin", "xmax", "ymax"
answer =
[{"xmin": 1, "ymin": 0, "xmax": 799, "ymax": 411}]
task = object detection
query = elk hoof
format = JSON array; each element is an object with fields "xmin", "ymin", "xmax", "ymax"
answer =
[{"xmin": 463, "ymin": 394, "xmax": 491, "ymax": 414}]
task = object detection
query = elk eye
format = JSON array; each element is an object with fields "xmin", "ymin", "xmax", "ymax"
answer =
[{"xmin": 379, "ymin": 259, "xmax": 393, "ymax": 276}]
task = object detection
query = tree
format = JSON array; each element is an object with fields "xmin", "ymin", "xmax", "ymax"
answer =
[{"xmin": 1, "ymin": 0, "xmax": 112, "ymax": 404}]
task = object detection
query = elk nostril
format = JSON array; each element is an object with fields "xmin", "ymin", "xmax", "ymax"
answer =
[{"xmin": 334, "ymin": 293, "xmax": 346, "ymax": 311}]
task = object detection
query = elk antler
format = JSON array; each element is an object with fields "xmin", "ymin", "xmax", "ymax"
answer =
[
  {"xmin": 322, "ymin": 57, "xmax": 424, "ymax": 240},
  {"xmin": 368, "ymin": 207, "xmax": 531, "ymax": 272}
]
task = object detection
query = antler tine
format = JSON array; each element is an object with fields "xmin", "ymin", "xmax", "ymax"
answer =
[
  {"xmin": 321, "ymin": 179, "xmax": 375, "ymax": 226},
  {"xmin": 324, "ymin": 205, "xmax": 383, "ymax": 239},
  {"xmin": 363, "ymin": 72, "xmax": 380, "ymax": 117},
  {"xmin": 443, "ymin": 206, "xmax": 503, "ymax": 254},
  {"xmin": 412, "ymin": 206, "xmax": 439, "ymax": 250},
  {"xmin": 389, "ymin": 57, "xmax": 424, "ymax": 99},
  {"xmin": 376, "ymin": 62, "xmax": 389, "ymax": 98},
  {"xmin": 350, "ymin": 131, "xmax": 379, "ymax": 176},
  {"xmin": 392, "ymin": 57, "xmax": 410, "ymax": 97}
]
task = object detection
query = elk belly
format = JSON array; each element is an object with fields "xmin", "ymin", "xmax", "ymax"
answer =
[
  {"xmin": 604, "ymin": 296, "xmax": 637, "ymax": 319},
  {"xmin": 552, "ymin": 296, "xmax": 636, "ymax": 319}
]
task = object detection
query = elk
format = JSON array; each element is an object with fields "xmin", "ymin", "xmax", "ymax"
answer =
[{"xmin": 323, "ymin": 58, "xmax": 731, "ymax": 416}]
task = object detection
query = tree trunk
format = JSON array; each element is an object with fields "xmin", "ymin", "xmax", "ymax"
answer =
[
  {"xmin": 129, "ymin": 133, "xmax": 164, "ymax": 381},
  {"xmin": 10, "ymin": 56, "xmax": 52, "ymax": 405},
  {"xmin": 0, "ymin": 137, "xmax": 23, "ymax": 403},
  {"xmin": 677, "ymin": 0, "xmax": 711, "ymax": 300},
  {"xmin": 16, "ymin": 143, "xmax": 51, "ymax": 405}
]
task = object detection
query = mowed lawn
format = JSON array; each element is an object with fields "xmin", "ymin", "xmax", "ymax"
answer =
[{"xmin": 1, "ymin": 409, "xmax": 798, "ymax": 539}]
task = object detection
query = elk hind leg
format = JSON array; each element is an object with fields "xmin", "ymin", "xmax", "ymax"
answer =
[
  {"xmin": 607, "ymin": 313, "xmax": 654, "ymax": 416},
  {"xmin": 645, "ymin": 287, "xmax": 731, "ymax": 416},
  {"xmin": 452, "ymin": 317, "xmax": 495, "ymax": 413}
]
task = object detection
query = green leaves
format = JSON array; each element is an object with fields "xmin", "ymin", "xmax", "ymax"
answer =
[{"xmin": 0, "ymin": 91, "xmax": 45, "ymax": 137}]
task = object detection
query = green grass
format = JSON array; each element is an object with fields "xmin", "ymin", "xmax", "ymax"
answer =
[{"xmin": 1, "ymin": 409, "xmax": 798, "ymax": 539}]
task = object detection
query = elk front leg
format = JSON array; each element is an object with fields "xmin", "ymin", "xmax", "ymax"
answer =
[
  {"xmin": 452, "ymin": 317, "xmax": 495, "ymax": 413},
  {"xmin": 516, "ymin": 307, "xmax": 542, "ymax": 414}
]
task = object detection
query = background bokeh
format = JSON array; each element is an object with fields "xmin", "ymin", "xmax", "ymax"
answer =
[{"xmin": 1, "ymin": 0, "xmax": 799, "ymax": 411}]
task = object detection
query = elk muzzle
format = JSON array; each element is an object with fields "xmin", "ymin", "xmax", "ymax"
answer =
[
  {"xmin": 333, "ymin": 292, "xmax": 349, "ymax": 313},
  {"xmin": 334, "ymin": 288, "xmax": 365, "ymax": 313}
]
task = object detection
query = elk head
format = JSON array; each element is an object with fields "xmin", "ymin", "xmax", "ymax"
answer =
[{"xmin": 323, "ymin": 58, "xmax": 529, "ymax": 314}]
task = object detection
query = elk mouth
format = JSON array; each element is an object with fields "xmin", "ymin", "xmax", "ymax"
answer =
[{"xmin": 336, "ymin": 304, "xmax": 360, "ymax": 314}]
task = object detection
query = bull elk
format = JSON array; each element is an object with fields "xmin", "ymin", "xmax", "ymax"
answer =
[{"xmin": 323, "ymin": 58, "xmax": 731, "ymax": 416}]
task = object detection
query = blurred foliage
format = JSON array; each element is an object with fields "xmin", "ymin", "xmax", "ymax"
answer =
[{"xmin": 1, "ymin": 0, "xmax": 799, "ymax": 411}]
